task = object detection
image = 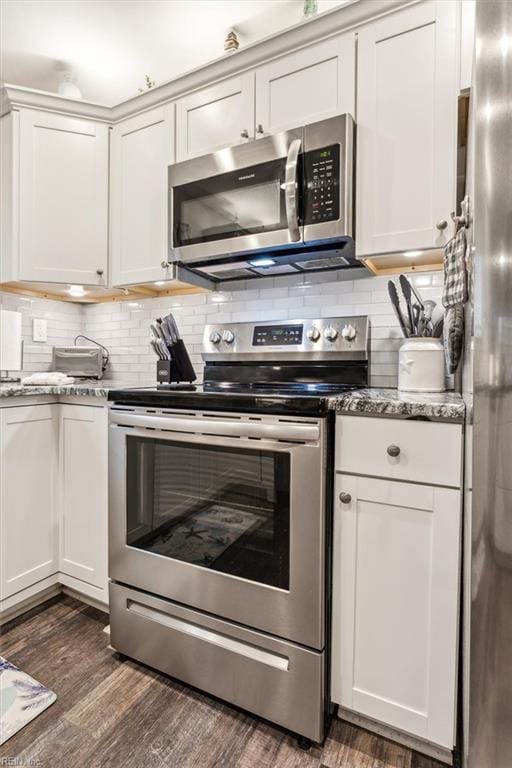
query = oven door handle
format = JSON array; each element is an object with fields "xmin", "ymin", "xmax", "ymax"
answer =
[
  {"xmin": 285, "ymin": 138, "xmax": 302, "ymax": 242},
  {"xmin": 110, "ymin": 411, "xmax": 319, "ymax": 442}
]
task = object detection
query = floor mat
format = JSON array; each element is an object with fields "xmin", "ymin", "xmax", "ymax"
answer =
[
  {"xmin": 145, "ymin": 504, "xmax": 265, "ymax": 566},
  {"xmin": 0, "ymin": 657, "xmax": 56, "ymax": 745}
]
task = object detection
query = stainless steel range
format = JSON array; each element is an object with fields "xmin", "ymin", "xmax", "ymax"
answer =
[{"xmin": 108, "ymin": 315, "xmax": 369, "ymax": 745}]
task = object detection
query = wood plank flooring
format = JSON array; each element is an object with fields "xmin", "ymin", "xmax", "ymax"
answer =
[{"xmin": 0, "ymin": 596, "xmax": 446, "ymax": 768}]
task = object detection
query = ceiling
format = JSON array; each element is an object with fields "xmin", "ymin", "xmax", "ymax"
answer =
[{"xmin": 0, "ymin": 0, "xmax": 349, "ymax": 106}]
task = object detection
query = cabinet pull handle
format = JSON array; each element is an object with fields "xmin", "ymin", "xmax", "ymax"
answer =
[
  {"xmin": 339, "ymin": 492, "xmax": 352, "ymax": 504},
  {"xmin": 161, "ymin": 260, "xmax": 168, "ymax": 269},
  {"xmin": 436, "ymin": 219, "xmax": 448, "ymax": 231},
  {"xmin": 256, "ymin": 124, "xmax": 264, "ymax": 135},
  {"xmin": 387, "ymin": 444, "xmax": 401, "ymax": 458},
  {"xmin": 240, "ymin": 128, "xmax": 249, "ymax": 139},
  {"xmin": 96, "ymin": 268, "xmax": 104, "ymax": 276}
]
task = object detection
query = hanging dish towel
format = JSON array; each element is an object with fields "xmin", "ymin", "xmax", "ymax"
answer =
[
  {"xmin": 442, "ymin": 226, "xmax": 468, "ymax": 373},
  {"xmin": 442, "ymin": 226, "xmax": 468, "ymax": 307}
]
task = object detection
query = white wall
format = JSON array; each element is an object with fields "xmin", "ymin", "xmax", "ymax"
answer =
[{"xmin": 83, "ymin": 270, "xmax": 444, "ymax": 388}]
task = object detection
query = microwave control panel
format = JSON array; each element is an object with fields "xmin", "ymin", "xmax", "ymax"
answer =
[{"xmin": 303, "ymin": 144, "xmax": 340, "ymax": 225}]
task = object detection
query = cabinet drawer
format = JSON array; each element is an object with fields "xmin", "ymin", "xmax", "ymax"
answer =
[{"xmin": 335, "ymin": 416, "xmax": 462, "ymax": 488}]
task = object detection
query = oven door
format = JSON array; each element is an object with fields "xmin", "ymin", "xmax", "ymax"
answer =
[
  {"xmin": 169, "ymin": 127, "xmax": 304, "ymax": 265},
  {"xmin": 109, "ymin": 407, "xmax": 326, "ymax": 650}
]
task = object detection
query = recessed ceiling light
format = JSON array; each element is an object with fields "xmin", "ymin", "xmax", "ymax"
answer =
[
  {"xmin": 249, "ymin": 257, "xmax": 276, "ymax": 267},
  {"xmin": 154, "ymin": 281, "xmax": 165, "ymax": 286},
  {"xmin": 403, "ymin": 250, "xmax": 423, "ymax": 258}
]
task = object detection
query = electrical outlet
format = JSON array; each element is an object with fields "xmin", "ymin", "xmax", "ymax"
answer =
[{"xmin": 32, "ymin": 318, "xmax": 48, "ymax": 343}]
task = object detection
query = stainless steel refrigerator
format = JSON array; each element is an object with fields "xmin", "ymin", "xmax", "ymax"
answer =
[{"xmin": 467, "ymin": 1, "xmax": 512, "ymax": 766}]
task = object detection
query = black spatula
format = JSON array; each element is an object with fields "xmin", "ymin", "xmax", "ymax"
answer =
[{"xmin": 388, "ymin": 281, "xmax": 410, "ymax": 338}]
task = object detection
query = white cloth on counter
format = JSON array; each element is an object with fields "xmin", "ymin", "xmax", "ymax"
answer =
[{"xmin": 21, "ymin": 372, "xmax": 76, "ymax": 386}]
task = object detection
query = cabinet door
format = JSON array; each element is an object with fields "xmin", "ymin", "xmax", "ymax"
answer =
[
  {"xmin": 176, "ymin": 73, "xmax": 255, "ymax": 161},
  {"xmin": 18, "ymin": 110, "xmax": 108, "ymax": 284},
  {"xmin": 0, "ymin": 405, "xmax": 58, "ymax": 599},
  {"xmin": 255, "ymin": 33, "xmax": 355, "ymax": 137},
  {"xmin": 356, "ymin": 1, "xmax": 458, "ymax": 256},
  {"xmin": 110, "ymin": 104, "xmax": 175, "ymax": 286},
  {"xmin": 59, "ymin": 405, "xmax": 108, "ymax": 596},
  {"xmin": 331, "ymin": 474, "xmax": 460, "ymax": 749}
]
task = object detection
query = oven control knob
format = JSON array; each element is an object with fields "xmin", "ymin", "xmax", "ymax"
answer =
[
  {"xmin": 209, "ymin": 331, "xmax": 221, "ymax": 344},
  {"xmin": 307, "ymin": 326, "xmax": 321, "ymax": 342},
  {"xmin": 222, "ymin": 329, "xmax": 235, "ymax": 344},
  {"xmin": 341, "ymin": 324, "xmax": 357, "ymax": 342},
  {"xmin": 324, "ymin": 326, "xmax": 338, "ymax": 342}
]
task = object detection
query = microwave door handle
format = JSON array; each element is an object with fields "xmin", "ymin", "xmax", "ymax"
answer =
[{"xmin": 285, "ymin": 138, "xmax": 302, "ymax": 242}]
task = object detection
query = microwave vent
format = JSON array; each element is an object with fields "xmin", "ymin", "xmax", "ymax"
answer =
[{"xmin": 298, "ymin": 255, "xmax": 350, "ymax": 270}]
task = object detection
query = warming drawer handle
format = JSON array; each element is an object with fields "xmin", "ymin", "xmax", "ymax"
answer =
[
  {"xmin": 285, "ymin": 137, "xmax": 302, "ymax": 243},
  {"xmin": 111, "ymin": 411, "xmax": 320, "ymax": 442},
  {"xmin": 127, "ymin": 601, "xmax": 289, "ymax": 671}
]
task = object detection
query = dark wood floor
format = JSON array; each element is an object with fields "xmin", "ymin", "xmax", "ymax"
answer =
[{"xmin": 0, "ymin": 596, "xmax": 445, "ymax": 768}]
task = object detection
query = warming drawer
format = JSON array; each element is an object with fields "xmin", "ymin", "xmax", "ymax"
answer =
[{"xmin": 109, "ymin": 582, "xmax": 325, "ymax": 742}]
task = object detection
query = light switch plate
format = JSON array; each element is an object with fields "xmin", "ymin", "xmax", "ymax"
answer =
[{"xmin": 32, "ymin": 318, "xmax": 48, "ymax": 343}]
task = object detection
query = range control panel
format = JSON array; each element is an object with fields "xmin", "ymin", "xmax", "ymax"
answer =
[
  {"xmin": 253, "ymin": 324, "xmax": 303, "ymax": 346},
  {"xmin": 203, "ymin": 316, "xmax": 369, "ymax": 362},
  {"xmin": 303, "ymin": 144, "xmax": 340, "ymax": 225}
]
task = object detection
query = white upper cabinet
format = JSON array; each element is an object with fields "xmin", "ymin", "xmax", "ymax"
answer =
[
  {"xmin": 18, "ymin": 110, "xmax": 109, "ymax": 284},
  {"xmin": 176, "ymin": 73, "xmax": 255, "ymax": 161},
  {"xmin": 110, "ymin": 104, "xmax": 175, "ymax": 286},
  {"xmin": 460, "ymin": 0, "xmax": 476, "ymax": 91},
  {"xmin": 255, "ymin": 33, "xmax": 355, "ymax": 136},
  {"xmin": 0, "ymin": 404, "xmax": 58, "ymax": 599},
  {"xmin": 355, "ymin": 1, "xmax": 458, "ymax": 257}
]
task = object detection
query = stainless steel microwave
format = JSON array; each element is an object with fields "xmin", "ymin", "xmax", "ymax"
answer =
[{"xmin": 168, "ymin": 115, "xmax": 363, "ymax": 282}]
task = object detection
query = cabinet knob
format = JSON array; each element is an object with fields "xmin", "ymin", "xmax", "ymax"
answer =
[
  {"xmin": 96, "ymin": 268, "xmax": 104, "ymax": 276},
  {"xmin": 436, "ymin": 219, "xmax": 448, "ymax": 231},
  {"xmin": 240, "ymin": 128, "xmax": 249, "ymax": 139},
  {"xmin": 161, "ymin": 260, "xmax": 168, "ymax": 269},
  {"xmin": 339, "ymin": 492, "xmax": 352, "ymax": 504},
  {"xmin": 387, "ymin": 444, "xmax": 401, "ymax": 458},
  {"xmin": 256, "ymin": 123, "xmax": 264, "ymax": 135}
]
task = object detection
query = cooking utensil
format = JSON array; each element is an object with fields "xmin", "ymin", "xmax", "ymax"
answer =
[
  {"xmin": 433, "ymin": 315, "xmax": 444, "ymax": 338},
  {"xmin": 388, "ymin": 281, "xmax": 410, "ymax": 338},
  {"xmin": 422, "ymin": 299, "xmax": 436, "ymax": 336},
  {"xmin": 400, "ymin": 273, "xmax": 425, "ymax": 311},
  {"xmin": 398, "ymin": 274, "xmax": 415, "ymax": 334}
]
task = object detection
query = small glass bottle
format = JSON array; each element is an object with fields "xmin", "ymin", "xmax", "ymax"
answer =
[{"xmin": 303, "ymin": 0, "xmax": 318, "ymax": 19}]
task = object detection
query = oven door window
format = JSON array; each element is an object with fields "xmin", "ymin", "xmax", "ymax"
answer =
[
  {"xmin": 173, "ymin": 158, "xmax": 290, "ymax": 247},
  {"xmin": 126, "ymin": 437, "xmax": 290, "ymax": 590}
]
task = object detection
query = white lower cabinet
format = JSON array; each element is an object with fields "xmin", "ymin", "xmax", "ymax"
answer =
[
  {"xmin": 331, "ymin": 464, "xmax": 461, "ymax": 750},
  {"xmin": 0, "ymin": 404, "xmax": 59, "ymax": 601},
  {"xmin": 0, "ymin": 401, "xmax": 108, "ymax": 620},
  {"xmin": 58, "ymin": 404, "xmax": 108, "ymax": 604}
]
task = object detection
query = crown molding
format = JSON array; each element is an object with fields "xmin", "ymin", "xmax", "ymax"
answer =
[{"xmin": 1, "ymin": 0, "xmax": 416, "ymax": 124}]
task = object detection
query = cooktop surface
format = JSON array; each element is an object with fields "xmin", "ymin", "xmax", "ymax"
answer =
[{"xmin": 108, "ymin": 382, "xmax": 363, "ymax": 416}]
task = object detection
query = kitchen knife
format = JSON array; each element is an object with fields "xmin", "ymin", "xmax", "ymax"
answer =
[
  {"xmin": 388, "ymin": 281, "xmax": 410, "ymax": 338},
  {"xmin": 157, "ymin": 317, "xmax": 174, "ymax": 346},
  {"xmin": 150, "ymin": 338, "xmax": 164, "ymax": 360},
  {"xmin": 398, "ymin": 274, "xmax": 416, "ymax": 335},
  {"xmin": 167, "ymin": 314, "xmax": 181, "ymax": 342},
  {"xmin": 150, "ymin": 322, "xmax": 165, "ymax": 342}
]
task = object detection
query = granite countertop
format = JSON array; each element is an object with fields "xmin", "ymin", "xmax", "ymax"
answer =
[
  {"xmin": 328, "ymin": 388, "xmax": 465, "ymax": 422},
  {"xmin": 0, "ymin": 381, "xmax": 466, "ymax": 421},
  {"xmin": 0, "ymin": 380, "xmax": 132, "ymax": 399}
]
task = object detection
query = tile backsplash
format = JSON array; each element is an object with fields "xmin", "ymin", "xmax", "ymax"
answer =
[
  {"xmin": 1, "ymin": 270, "xmax": 444, "ymax": 388},
  {"xmin": 0, "ymin": 291, "xmax": 84, "ymax": 376}
]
